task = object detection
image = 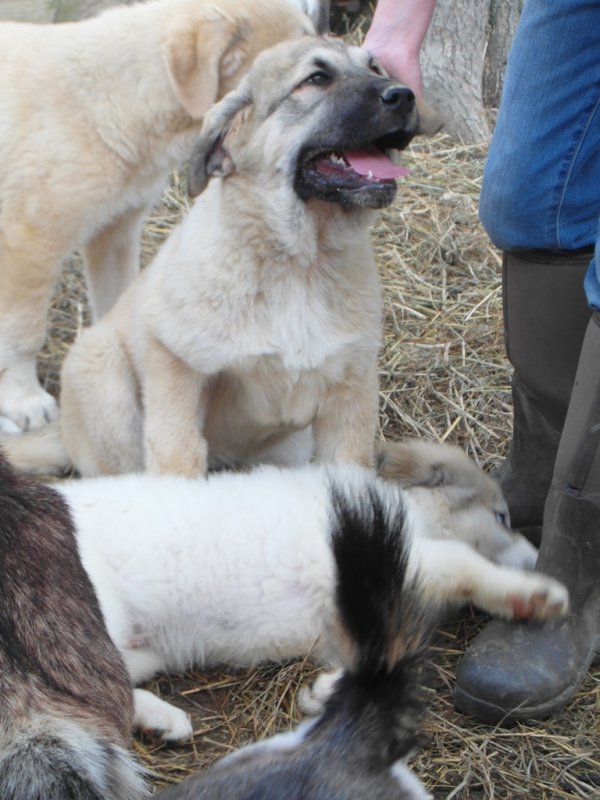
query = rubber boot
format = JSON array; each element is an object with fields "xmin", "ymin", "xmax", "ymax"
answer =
[
  {"xmin": 496, "ymin": 249, "xmax": 592, "ymax": 537},
  {"xmin": 454, "ymin": 312, "xmax": 600, "ymax": 724}
]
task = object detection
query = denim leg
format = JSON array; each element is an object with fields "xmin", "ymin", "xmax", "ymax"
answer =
[{"xmin": 480, "ymin": 0, "xmax": 600, "ymax": 308}]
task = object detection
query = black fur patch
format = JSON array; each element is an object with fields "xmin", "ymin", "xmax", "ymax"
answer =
[{"xmin": 329, "ymin": 483, "xmax": 428, "ymax": 675}]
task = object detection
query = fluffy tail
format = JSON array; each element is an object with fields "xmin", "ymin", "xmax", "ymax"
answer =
[
  {"xmin": 0, "ymin": 718, "xmax": 147, "ymax": 800},
  {"xmin": 319, "ymin": 473, "xmax": 433, "ymax": 771},
  {"xmin": 328, "ymin": 477, "xmax": 430, "ymax": 677},
  {"xmin": 0, "ymin": 421, "xmax": 70, "ymax": 475}
]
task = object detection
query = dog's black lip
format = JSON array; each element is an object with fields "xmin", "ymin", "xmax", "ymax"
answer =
[
  {"xmin": 294, "ymin": 165, "xmax": 397, "ymax": 210},
  {"xmin": 374, "ymin": 129, "xmax": 414, "ymax": 152},
  {"xmin": 294, "ymin": 127, "xmax": 414, "ymax": 209}
]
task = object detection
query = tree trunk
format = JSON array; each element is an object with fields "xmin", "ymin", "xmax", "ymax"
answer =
[
  {"xmin": 483, "ymin": 0, "xmax": 525, "ymax": 108},
  {"xmin": 421, "ymin": 0, "xmax": 524, "ymax": 142}
]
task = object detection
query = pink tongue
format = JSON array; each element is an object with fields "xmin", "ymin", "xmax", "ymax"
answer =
[{"xmin": 345, "ymin": 149, "xmax": 409, "ymax": 179}]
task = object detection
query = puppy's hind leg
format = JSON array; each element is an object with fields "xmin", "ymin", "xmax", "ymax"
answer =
[
  {"xmin": 60, "ymin": 325, "xmax": 144, "ymax": 476},
  {"xmin": 410, "ymin": 538, "xmax": 570, "ymax": 621}
]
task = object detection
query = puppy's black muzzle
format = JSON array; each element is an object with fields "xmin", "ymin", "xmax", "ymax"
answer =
[{"xmin": 295, "ymin": 76, "xmax": 419, "ymax": 209}]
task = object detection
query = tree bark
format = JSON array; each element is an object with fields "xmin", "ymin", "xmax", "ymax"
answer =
[
  {"xmin": 483, "ymin": 0, "xmax": 524, "ymax": 108},
  {"xmin": 420, "ymin": 0, "xmax": 524, "ymax": 142}
]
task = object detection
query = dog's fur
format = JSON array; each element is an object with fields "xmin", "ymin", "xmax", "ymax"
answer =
[
  {"xmin": 0, "ymin": 0, "xmax": 313, "ymax": 434},
  {"xmin": 52, "ymin": 440, "xmax": 567, "ymax": 741},
  {"xmin": 0, "ymin": 451, "xmax": 145, "ymax": 799},
  {"xmin": 152, "ymin": 487, "xmax": 432, "ymax": 799},
  {"xmin": 1, "ymin": 36, "xmax": 422, "ymax": 479}
]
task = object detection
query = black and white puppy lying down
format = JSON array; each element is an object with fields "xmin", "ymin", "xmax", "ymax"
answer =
[
  {"xmin": 51, "ymin": 440, "xmax": 568, "ymax": 742},
  {"xmin": 0, "ymin": 451, "xmax": 145, "ymax": 800}
]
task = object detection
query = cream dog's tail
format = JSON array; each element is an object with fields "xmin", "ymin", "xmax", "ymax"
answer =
[{"xmin": 0, "ymin": 422, "xmax": 70, "ymax": 475}]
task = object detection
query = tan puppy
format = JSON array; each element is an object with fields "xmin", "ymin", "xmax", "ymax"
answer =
[
  {"xmin": 3, "ymin": 36, "xmax": 421, "ymax": 478},
  {"xmin": 0, "ymin": 0, "xmax": 313, "ymax": 433}
]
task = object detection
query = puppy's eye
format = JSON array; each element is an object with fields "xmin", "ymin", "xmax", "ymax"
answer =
[
  {"xmin": 495, "ymin": 511, "xmax": 510, "ymax": 528},
  {"xmin": 369, "ymin": 59, "xmax": 385, "ymax": 77},
  {"xmin": 304, "ymin": 70, "xmax": 332, "ymax": 86}
]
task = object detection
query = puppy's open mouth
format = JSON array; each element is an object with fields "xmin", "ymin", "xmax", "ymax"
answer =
[{"xmin": 295, "ymin": 130, "xmax": 413, "ymax": 209}]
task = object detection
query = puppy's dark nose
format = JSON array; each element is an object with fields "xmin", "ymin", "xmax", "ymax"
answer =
[{"xmin": 380, "ymin": 85, "xmax": 415, "ymax": 113}]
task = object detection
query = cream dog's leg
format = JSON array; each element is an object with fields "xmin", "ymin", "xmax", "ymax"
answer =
[
  {"xmin": 82, "ymin": 207, "xmax": 146, "ymax": 321},
  {"xmin": 312, "ymin": 365, "xmax": 378, "ymax": 467},
  {"xmin": 60, "ymin": 323, "xmax": 145, "ymax": 476},
  {"xmin": 0, "ymin": 226, "xmax": 74, "ymax": 430},
  {"xmin": 410, "ymin": 538, "xmax": 569, "ymax": 621},
  {"xmin": 143, "ymin": 335, "xmax": 208, "ymax": 476}
]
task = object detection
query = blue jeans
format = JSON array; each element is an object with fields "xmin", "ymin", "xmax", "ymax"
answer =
[{"xmin": 479, "ymin": 0, "xmax": 600, "ymax": 309}]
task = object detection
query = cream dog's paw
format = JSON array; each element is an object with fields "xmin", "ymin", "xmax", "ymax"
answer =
[
  {"xmin": 0, "ymin": 381, "xmax": 58, "ymax": 431},
  {"xmin": 506, "ymin": 572, "xmax": 570, "ymax": 621}
]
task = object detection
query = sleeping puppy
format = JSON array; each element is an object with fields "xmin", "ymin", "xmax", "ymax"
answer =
[
  {"xmin": 0, "ymin": 450, "xmax": 145, "ymax": 799},
  {"xmin": 51, "ymin": 440, "xmax": 567, "ymax": 741},
  {"xmin": 2, "ymin": 36, "xmax": 422, "ymax": 478},
  {"xmin": 0, "ymin": 0, "xmax": 313, "ymax": 434}
]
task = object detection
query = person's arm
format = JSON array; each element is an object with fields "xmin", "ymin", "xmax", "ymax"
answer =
[{"xmin": 362, "ymin": 0, "xmax": 436, "ymax": 95}]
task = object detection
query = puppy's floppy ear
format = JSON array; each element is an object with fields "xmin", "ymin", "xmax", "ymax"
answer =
[
  {"xmin": 163, "ymin": 13, "xmax": 249, "ymax": 120},
  {"xmin": 440, "ymin": 484, "xmax": 479, "ymax": 510},
  {"xmin": 376, "ymin": 441, "xmax": 450, "ymax": 488},
  {"xmin": 187, "ymin": 77, "xmax": 253, "ymax": 197}
]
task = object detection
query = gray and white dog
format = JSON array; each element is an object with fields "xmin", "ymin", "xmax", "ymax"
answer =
[{"xmin": 0, "ymin": 451, "xmax": 145, "ymax": 800}]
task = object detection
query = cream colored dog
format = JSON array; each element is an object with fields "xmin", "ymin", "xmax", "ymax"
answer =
[
  {"xmin": 0, "ymin": 0, "xmax": 313, "ymax": 434},
  {"xmin": 3, "ymin": 36, "xmax": 421, "ymax": 478}
]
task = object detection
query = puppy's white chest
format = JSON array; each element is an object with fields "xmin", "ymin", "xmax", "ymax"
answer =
[
  {"xmin": 247, "ymin": 298, "xmax": 357, "ymax": 371},
  {"xmin": 170, "ymin": 275, "xmax": 371, "ymax": 374}
]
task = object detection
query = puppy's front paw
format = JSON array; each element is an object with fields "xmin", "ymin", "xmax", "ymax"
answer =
[
  {"xmin": 298, "ymin": 669, "xmax": 342, "ymax": 716},
  {"xmin": 134, "ymin": 688, "xmax": 193, "ymax": 743},
  {"xmin": 506, "ymin": 573, "xmax": 569, "ymax": 621},
  {"xmin": 0, "ymin": 383, "xmax": 58, "ymax": 431}
]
